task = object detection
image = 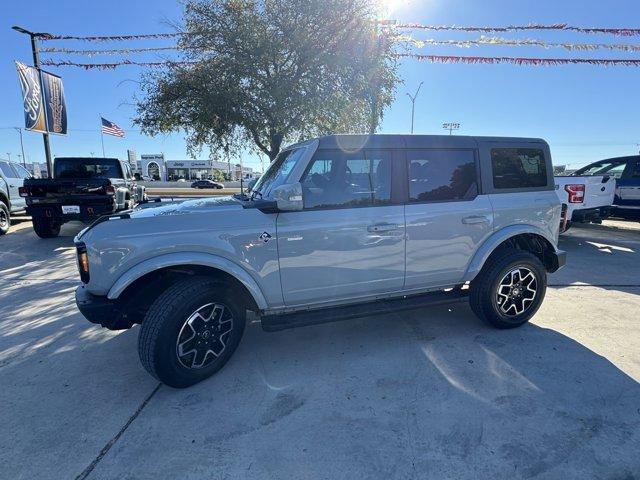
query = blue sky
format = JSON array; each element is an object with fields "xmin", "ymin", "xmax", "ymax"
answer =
[{"xmin": 1, "ymin": 0, "xmax": 639, "ymax": 172}]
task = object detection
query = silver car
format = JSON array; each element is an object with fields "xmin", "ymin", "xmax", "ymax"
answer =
[{"xmin": 74, "ymin": 135, "xmax": 566, "ymax": 388}]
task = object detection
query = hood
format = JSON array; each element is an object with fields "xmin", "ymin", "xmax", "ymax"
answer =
[{"xmin": 129, "ymin": 196, "xmax": 242, "ymax": 218}]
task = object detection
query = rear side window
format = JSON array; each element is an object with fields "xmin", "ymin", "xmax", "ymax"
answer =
[
  {"xmin": 491, "ymin": 148, "xmax": 548, "ymax": 189},
  {"xmin": 407, "ymin": 150, "xmax": 477, "ymax": 202}
]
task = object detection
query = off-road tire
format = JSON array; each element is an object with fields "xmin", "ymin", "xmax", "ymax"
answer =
[
  {"xmin": 469, "ymin": 248, "xmax": 547, "ymax": 329},
  {"xmin": 138, "ymin": 277, "xmax": 246, "ymax": 388},
  {"xmin": 0, "ymin": 202, "xmax": 9, "ymax": 235},
  {"xmin": 32, "ymin": 217, "xmax": 61, "ymax": 238}
]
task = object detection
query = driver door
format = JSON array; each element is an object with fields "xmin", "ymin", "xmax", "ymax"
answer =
[{"xmin": 276, "ymin": 149, "xmax": 405, "ymax": 307}]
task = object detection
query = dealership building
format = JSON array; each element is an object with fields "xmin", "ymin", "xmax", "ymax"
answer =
[{"xmin": 135, "ymin": 154, "xmax": 256, "ymax": 181}]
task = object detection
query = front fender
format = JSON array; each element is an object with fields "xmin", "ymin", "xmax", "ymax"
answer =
[
  {"xmin": 463, "ymin": 224, "xmax": 558, "ymax": 282},
  {"xmin": 107, "ymin": 252, "xmax": 269, "ymax": 310}
]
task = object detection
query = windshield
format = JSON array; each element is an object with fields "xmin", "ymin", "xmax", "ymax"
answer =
[
  {"xmin": 572, "ymin": 160, "xmax": 626, "ymax": 177},
  {"xmin": 251, "ymin": 147, "xmax": 305, "ymax": 198},
  {"xmin": 55, "ymin": 158, "xmax": 123, "ymax": 179}
]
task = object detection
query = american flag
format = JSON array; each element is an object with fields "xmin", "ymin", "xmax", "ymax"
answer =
[{"xmin": 101, "ymin": 117, "xmax": 125, "ymax": 138}]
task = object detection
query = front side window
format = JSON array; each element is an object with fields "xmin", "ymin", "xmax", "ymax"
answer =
[
  {"xmin": 12, "ymin": 163, "xmax": 32, "ymax": 179},
  {"xmin": 407, "ymin": 150, "xmax": 477, "ymax": 202},
  {"xmin": 251, "ymin": 147, "xmax": 303, "ymax": 198},
  {"xmin": 491, "ymin": 148, "xmax": 548, "ymax": 189},
  {"xmin": 301, "ymin": 150, "xmax": 392, "ymax": 209},
  {"xmin": 625, "ymin": 160, "xmax": 640, "ymax": 178}
]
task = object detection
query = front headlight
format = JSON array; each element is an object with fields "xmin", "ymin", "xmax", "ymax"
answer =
[{"xmin": 75, "ymin": 242, "xmax": 90, "ymax": 283}]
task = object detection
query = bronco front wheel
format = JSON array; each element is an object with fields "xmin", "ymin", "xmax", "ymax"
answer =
[{"xmin": 138, "ymin": 277, "xmax": 246, "ymax": 388}]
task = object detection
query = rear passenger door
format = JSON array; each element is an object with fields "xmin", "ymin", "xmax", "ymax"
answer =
[
  {"xmin": 277, "ymin": 149, "xmax": 405, "ymax": 307},
  {"xmin": 404, "ymin": 149, "xmax": 493, "ymax": 289},
  {"xmin": 479, "ymin": 142, "xmax": 559, "ymax": 241}
]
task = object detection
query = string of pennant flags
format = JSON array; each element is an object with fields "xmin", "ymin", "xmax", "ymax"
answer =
[
  {"xmin": 385, "ymin": 22, "xmax": 640, "ymax": 37},
  {"xmin": 40, "ymin": 23, "xmax": 640, "ymax": 42},
  {"xmin": 41, "ymin": 54, "xmax": 640, "ymax": 70},
  {"xmin": 39, "ymin": 37, "xmax": 640, "ymax": 55},
  {"xmin": 35, "ymin": 21, "xmax": 640, "ymax": 69}
]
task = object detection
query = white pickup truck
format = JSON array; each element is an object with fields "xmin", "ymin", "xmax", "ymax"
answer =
[{"xmin": 554, "ymin": 174, "xmax": 616, "ymax": 233}]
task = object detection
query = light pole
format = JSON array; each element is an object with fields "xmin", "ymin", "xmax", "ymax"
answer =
[
  {"xmin": 442, "ymin": 122, "xmax": 461, "ymax": 135},
  {"xmin": 14, "ymin": 127, "xmax": 26, "ymax": 168},
  {"xmin": 12, "ymin": 25, "xmax": 55, "ymax": 178},
  {"xmin": 406, "ymin": 82, "xmax": 424, "ymax": 134}
]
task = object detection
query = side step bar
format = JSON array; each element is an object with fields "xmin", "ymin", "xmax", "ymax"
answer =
[{"xmin": 260, "ymin": 289, "xmax": 469, "ymax": 332}]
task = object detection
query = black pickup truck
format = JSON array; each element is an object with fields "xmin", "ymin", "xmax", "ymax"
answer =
[{"xmin": 20, "ymin": 157, "xmax": 146, "ymax": 238}]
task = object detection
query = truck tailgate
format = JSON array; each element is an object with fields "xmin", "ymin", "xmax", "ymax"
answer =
[{"xmin": 555, "ymin": 175, "xmax": 615, "ymax": 209}]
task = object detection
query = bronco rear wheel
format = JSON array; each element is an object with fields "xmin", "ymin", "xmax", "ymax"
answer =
[
  {"xmin": 469, "ymin": 248, "xmax": 547, "ymax": 329},
  {"xmin": 138, "ymin": 277, "xmax": 246, "ymax": 388}
]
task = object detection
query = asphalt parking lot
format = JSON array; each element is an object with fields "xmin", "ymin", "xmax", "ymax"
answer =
[{"xmin": 1, "ymin": 218, "xmax": 639, "ymax": 480}]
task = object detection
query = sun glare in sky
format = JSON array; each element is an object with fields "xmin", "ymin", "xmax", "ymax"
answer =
[{"xmin": 378, "ymin": 0, "xmax": 404, "ymax": 19}]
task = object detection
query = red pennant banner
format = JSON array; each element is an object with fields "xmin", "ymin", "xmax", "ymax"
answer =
[
  {"xmin": 387, "ymin": 22, "xmax": 640, "ymax": 37},
  {"xmin": 397, "ymin": 53, "xmax": 640, "ymax": 66}
]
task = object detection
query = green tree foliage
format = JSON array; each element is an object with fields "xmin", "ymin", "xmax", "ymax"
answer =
[
  {"xmin": 211, "ymin": 168, "xmax": 226, "ymax": 183},
  {"xmin": 135, "ymin": 0, "xmax": 400, "ymax": 162}
]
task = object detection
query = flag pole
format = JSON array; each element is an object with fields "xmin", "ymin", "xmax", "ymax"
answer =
[{"xmin": 99, "ymin": 115, "xmax": 105, "ymax": 157}]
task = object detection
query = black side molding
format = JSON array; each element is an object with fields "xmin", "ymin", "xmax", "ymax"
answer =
[{"xmin": 261, "ymin": 289, "xmax": 469, "ymax": 332}]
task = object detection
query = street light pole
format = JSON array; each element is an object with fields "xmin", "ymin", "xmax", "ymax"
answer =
[
  {"xmin": 14, "ymin": 127, "xmax": 26, "ymax": 168},
  {"xmin": 12, "ymin": 25, "xmax": 54, "ymax": 178},
  {"xmin": 406, "ymin": 82, "xmax": 424, "ymax": 134},
  {"xmin": 442, "ymin": 122, "xmax": 461, "ymax": 135}
]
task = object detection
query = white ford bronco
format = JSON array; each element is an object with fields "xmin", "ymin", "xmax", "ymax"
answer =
[{"xmin": 74, "ymin": 135, "xmax": 566, "ymax": 388}]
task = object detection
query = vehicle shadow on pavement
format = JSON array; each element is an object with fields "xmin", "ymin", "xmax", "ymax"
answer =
[
  {"xmin": 2, "ymin": 222, "xmax": 639, "ymax": 479},
  {"xmin": 46, "ymin": 303, "xmax": 638, "ymax": 480},
  {"xmin": 553, "ymin": 223, "xmax": 640, "ymax": 298}
]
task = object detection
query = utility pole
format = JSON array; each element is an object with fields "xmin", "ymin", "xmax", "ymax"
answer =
[
  {"xmin": 12, "ymin": 26, "xmax": 54, "ymax": 178},
  {"xmin": 406, "ymin": 82, "xmax": 424, "ymax": 134},
  {"xmin": 14, "ymin": 127, "xmax": 26, "ymax": 168}
]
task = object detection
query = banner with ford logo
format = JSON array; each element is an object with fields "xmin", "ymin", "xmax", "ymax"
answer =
[{"xmin": 15, "ymin": 61, "xmax": 67, "ymax": 135}]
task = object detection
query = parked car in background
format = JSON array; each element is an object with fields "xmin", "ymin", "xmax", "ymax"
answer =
[
  {"xmin": 570, "ymin": 156, "xmax": 640, "ymax": 219},
  {"xmin": 554, "ymin": 170, "xmax": 616, "ymax": 232},
  {"xmin": 191, "ymin": 179, "xmax": 224, "ymax": 189},
  {"xmin": 0, "ymin": 160, "xmax": 31, "ymax": 235},
  {"xmin": 20, "ymin": 157, "xmax": 146, "ymax": 238},
  {"xmin": 74, "ymin": 134, "xmax": 565, "ymax": 388}
]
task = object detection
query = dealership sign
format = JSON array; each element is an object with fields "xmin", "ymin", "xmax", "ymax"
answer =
[{"xmin": 15, "ymin": 61, "xmax": 67, "ymax": 135}]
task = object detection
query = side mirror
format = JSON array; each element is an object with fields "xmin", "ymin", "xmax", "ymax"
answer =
[
  {"xmin": 247, "ymin": 178, "xmax": 257, "ymax": 192},
  {"xmin": 272, "ymin": 182, "xmax": 303, "ymax": 211}
]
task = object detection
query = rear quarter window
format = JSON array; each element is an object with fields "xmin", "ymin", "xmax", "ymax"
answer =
[{"xmin": 491, "ymin": 148, "xmax": 548, "ymax": 189}]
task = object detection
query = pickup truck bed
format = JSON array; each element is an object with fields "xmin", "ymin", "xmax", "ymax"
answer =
[{"xmin": 22, "ymin": 177, "xmax": 118, "ymax": 223}]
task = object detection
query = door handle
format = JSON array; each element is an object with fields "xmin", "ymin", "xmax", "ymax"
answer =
[
  {"xmin": 462, "ymin": 215, "xmax": 489, "ymax": 225},
  {"xmin": 367, "ymin": 223, "xmax": 399, "ymax": 233}
]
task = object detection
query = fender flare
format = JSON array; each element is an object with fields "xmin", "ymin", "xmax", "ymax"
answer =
[
  {"xmin": 107, "ymin": 252, "xmax": 269, "ymax": 310},
  {"xmin": 462, "ymin": 224, "xmax": 557, "ymax": 282}
]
